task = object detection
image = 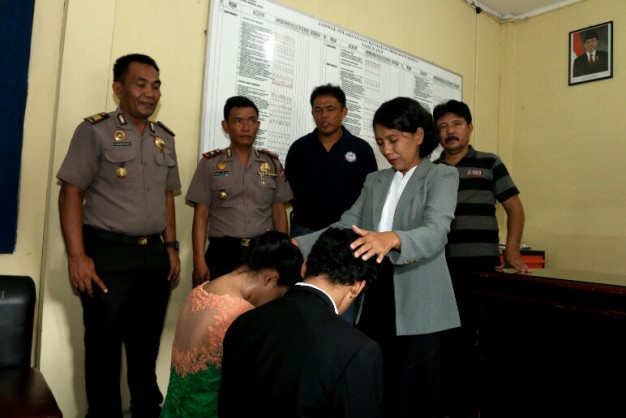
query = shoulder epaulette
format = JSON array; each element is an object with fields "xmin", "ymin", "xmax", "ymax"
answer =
[
  {"xmin": 84, "ymin": 112, "xmax": 109, "ymax": 124},
  {"xmin": 157, "ymin": 121, "xmax": 175, "ymax": 136},
  {"xmin": 259, "ymin": 148, "xmax": 279, "ymax": 160},
  {"xmin": 202, "ymin": 149, "xmax": 224, "ymax": 160}
]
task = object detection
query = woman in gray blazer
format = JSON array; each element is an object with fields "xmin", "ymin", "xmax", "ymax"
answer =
[{"xmin": 295, "ymin": 97, "xmax": 460, "ymax": 418}]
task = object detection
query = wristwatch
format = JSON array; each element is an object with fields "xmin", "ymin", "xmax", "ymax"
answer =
[{"xmin": 164, "ymin": 241, "xmax": 180, "ymax": 251}]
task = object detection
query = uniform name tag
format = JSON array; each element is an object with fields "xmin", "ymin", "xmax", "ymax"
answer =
[
  {"xmin": 213, "ymin": 171, "xmax": 230, "ymax": 177},
  {"xmin": 112, "ymin": 142, "xmax": 131, "ymax": 147}
]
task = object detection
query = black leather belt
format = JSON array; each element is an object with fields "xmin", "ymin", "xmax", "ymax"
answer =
[
  {"xmin": 86, "ymin": 226, "xmax": 160, "ymax": 246},
  {"xmin": 210, "ymin": 236, "xmax": 251, "ymax": 247}
]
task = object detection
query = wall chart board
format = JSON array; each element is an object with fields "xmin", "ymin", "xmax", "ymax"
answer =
[{"xmin": 201, "ymin": 0, "xmax": 462, "ymax": 167}]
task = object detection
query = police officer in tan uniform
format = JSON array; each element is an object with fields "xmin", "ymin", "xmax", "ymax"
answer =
[
  {"xmin": 57, "ymin": 53, "xmax": 180, "ymax": 418},
  {"xmin": 186, "ymin": 96, "xmax": 292, "ymax": 286}
]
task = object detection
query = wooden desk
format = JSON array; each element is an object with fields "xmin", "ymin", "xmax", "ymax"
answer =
[
  {"xmin": 0, "ymin": 368, "xmax": 63, "ymax": 417},
  {"xmin": 469, "ymin": 269, "xmax": 626, "ymax": 418}
]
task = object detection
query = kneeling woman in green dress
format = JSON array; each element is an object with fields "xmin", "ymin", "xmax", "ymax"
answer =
[{"xmin": 161, "ymin": 231, "xmax": 303, "ymax": 417}]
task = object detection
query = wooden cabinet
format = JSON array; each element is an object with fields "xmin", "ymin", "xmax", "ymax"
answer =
[{"xmin": 469, "ymin": 269, "xmax": 626, "ymax": 418}]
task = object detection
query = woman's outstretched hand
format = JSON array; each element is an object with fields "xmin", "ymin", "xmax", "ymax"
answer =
[{"xmin": 350, "ymin": 225, "xmax": 401, "ymax": 263}]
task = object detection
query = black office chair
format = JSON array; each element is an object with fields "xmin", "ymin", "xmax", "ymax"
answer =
[{"xmin": 0, "ymin": 275, "xmax": 62, "ymax": 417}]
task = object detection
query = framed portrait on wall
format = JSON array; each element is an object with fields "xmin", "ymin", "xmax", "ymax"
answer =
[{"xmin": 569, "ymin": 21, "xmax": 613, "ymax": 85}]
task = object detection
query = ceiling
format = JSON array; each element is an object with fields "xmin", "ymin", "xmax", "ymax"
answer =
[{"xmin": 466, "ymin": 0, "xmax": 584, "ymax": 20}]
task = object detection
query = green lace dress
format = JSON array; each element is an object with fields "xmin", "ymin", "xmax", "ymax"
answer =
[{"xmin": 160, "ymin": 286, "xmax": 254, "ymax": 417}]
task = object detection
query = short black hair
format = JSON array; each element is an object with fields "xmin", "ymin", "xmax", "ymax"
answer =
[
  {"xmin": 246, "ymin": 230, "xmax": 303, "ymax": 288},
  {"xmin": 305, "ymin": 228, "xmax": 378, "ymax": 287},
  {"xmin": 582, "ymin": 29, "xmax": 599, "ymax": 43},
  {"xmin": 113, "ymin": 53, "xmax": 159, "ymax": 83},
  {"xmin": 433, "ymin": 99, "xmax": 473, "ymax": 126},
  {"xmin": 310, "ymin": 84, "xmax": 346, "ymax": 108},
  {"xmin": 372, "ymin": 97, "xmax": 438, "ymax": 158},
  {"xmin": 223, "ymin": 96, "xmax": 259, "ymax": 120}
]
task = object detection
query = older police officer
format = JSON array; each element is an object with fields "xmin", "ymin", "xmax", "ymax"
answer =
[{"xmin": 58, "ymin": 53, "xmax": 180, "ymax": 418}]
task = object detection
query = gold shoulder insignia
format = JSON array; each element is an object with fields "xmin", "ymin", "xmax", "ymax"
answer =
[
  {"xmin": 84, "ymin": 112, "xmax": 109, "ymax": 124},
  {"xmin": 202, "ymin": 149, "xmax": 224, "ymax": 160},
  {"xmin": 157, "ymin": 121, "xmax": 175, "ymax": 136},
  {"xmin": 259, "ymin": 148, "xmax": 279, "ymax": 160}
]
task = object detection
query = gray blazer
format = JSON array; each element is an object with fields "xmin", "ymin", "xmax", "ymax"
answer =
[{"xmin": 296, "ymin": 159, "xmax": 460, "ymax": 336}]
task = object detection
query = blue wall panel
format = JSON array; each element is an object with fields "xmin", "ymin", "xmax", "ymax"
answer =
[{"xmin": 0, "ymin": 0, "xmax": 36, "ymax": 253}]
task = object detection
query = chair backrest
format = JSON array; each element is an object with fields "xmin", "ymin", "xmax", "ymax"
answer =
[{"xmin": 0, "ymin": 275, "xmax": 35, "ymax": 369}]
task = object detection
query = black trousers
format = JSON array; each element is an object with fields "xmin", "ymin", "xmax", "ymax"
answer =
[
  {"xmin": 358, "ymin": 259, "xmax": 445, "ymax": 418},
  {"xmin": 205, "ymin": 237, "xmax": 251, "ymax": 280},
  {"xmin": 82, "ymin": 228, "xmax": 171, "ymax": 418},
  {"xmin": 443, "ymin": 259, "xmax": 498, "ymax": 418}
]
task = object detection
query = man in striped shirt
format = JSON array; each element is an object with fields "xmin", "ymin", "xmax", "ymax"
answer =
[{"xmin": 434, "ymin": 99, "xmax": 529, "ymax": 418}]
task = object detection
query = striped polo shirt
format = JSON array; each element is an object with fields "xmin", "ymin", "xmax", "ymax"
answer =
[{"xmin": 435, "ymin": 145, "xmax": 519, "ymax": 267}]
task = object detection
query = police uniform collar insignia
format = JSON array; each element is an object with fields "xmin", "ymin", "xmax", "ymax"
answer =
[
  {"xmin": 258, "ymin": 148, "xmax": 279, "ymax": 160},
  {"xmin": 84, "ymin": 112, "xmax": 109, "ymax": 124},
  {"xmin": 226, "ymin": 148, "xmax": 232, "ymax": 158},
  {"xmin": 202, "ymin": 149, "xmax": 224, "ymax": 160},
  {"xmin": 254, "ymin": 148, "xmax": 260, "ymax": 158},
  {"xmin": 157, "ymin": 121, "xmax": 175, "ymax": 136},
  {"xmin": 149, "ymin": 121, "xmax": 156, "ymax": 133},
  {"xmin": 116, "ymin": 113, "xmax": 127, "ymax": 125}
]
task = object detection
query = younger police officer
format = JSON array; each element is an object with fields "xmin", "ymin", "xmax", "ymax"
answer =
[
  {"xmin": 58, "ymin": 53, "xmax": 181, "ymax": 418},
  {"xmin": 186, "ymin": 96, "xmax": 292, "ymax": 286}
]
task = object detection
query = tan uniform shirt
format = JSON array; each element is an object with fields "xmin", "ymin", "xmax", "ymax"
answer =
[
  {"xmin": 186, "ymin": 147, "xmax": 292, "ymax": 238},
  {"xmin": 57, "ymin": 109, "xmax": 181, "ymax": 236}
]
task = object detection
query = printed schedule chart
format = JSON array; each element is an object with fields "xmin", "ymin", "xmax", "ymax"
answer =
[{"xmin": 201, "ymin": 0, "xmax": 462, "ymax": 167}]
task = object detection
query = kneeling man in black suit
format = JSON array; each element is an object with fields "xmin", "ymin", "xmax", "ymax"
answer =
[{"xmin": 219, "ymin": 227, "xmax": 383, "ymax": 418}]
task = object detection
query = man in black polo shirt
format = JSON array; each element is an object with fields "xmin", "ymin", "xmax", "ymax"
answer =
[{"xmin": 285, "ymin": 84, "xmax": 377, "ymax": 237}]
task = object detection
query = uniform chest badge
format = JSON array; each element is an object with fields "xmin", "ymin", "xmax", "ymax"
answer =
[
  {"xmin": 113, "ymin": 130, "xmax": 125, "ymax": 141},
  {"xmin": 154, "ymin": 136, "xmax": 165, "ymax": 151},
  {"xmin": 258, "ymin": 161, "xmax": 277, "ymax": 184},
  {"xmin": 259, "ymin": 162, "xmax": 271, "ymax": 174},
  {"xmin": 344, "ymin": 151, "xmax": 357, "ymax": 163},
  {"xmin": 217, "ymin": 162, "xmax": 227, "ymax": 170}
]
